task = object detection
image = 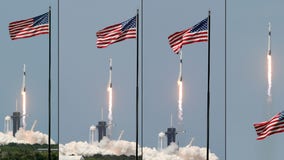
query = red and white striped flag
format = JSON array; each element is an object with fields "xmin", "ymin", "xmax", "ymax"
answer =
[
  {"xmin": 9, "ymin": 12, "xmax": 49, "ymax": 40},
  {"xmin": 168, "ymin": 17, "xmax": 208, "ymax": 54},
  {"xmin": 253, "ymin": 111, "xmax": 284, "ymax": 140},
  {"xmin": 96, "ymin": 16, "xmax": 136, "ymax": 48}
]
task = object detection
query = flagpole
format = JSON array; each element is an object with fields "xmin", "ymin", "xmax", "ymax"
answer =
[
  {"xmin": 206, "ymin": 10, "xmax": 211, "ymax": 160},
  {"xmin": 135, "ymin": 9, "xmax": 139, "ymax": 160},
  {"xmin": 48, "ymin": 6, "xmax": 52, "ymax": 160}
]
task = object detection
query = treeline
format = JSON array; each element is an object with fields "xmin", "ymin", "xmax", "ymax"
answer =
[{"xmin": 0, "ymin": 143, "xmax": 58, "ymax": 160}]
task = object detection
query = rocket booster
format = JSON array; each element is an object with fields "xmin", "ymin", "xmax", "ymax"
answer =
[
  {"xmin": 268, "ymin": 22, "xmax": 271, "ymax": 55},
  {"xmin": 178, "ymin": 51, "xmax": 183, "ymax": 82},
  {"xmin": 21, "ymin": 64, "xmax": 27, "ymax": 129},
  {"xmin": 109, "ymin": 58, "xmax": 112, "ymax": 88},
  {"xmin": 22, "ymin": 64, "xmax": 26, "ymax": 92}
]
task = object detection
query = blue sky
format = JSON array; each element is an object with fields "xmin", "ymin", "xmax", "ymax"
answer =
[
  {"xmin": 0, "ymin": 0, "xmax": 226, "ymax": 159},
  {"xmin": 59, "ymin": 0, "xmax": 224, "ymax": 159},
  {"xmin": 0, "ymin": 1, "xmax": 58, "ymax": 142},
  {"xmin": 2, "ymin": 1, "xmax": 283, "ymax": 160},
  {"xmin": 228, "ymin": 0, "xmax": 284, "ymax": 160}
]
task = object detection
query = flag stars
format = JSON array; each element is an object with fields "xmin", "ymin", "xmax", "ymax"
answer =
[
  {"xmin": 121, "ymin": 16, "xmax": 136, "ymax": 31},
  {"xmin": 33, "ymin": 12, "xmax": 49, "ymax": 27}
]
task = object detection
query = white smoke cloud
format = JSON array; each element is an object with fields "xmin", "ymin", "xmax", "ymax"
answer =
[
  {"xmin": 60, "ymin": 137, "xmax": 218, "ymax": 160},
  {"xmin": 60, "ymin": 137, "xmax": 136, "ymax": 157},
  {"xmin": 0, "ymin": 128, "xmax": 55, "ymax": 145}
]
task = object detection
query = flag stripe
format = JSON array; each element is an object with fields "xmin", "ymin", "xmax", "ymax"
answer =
[
  {"xmin": 96, "ymin": 16, "xmax": 136, "ymax": 48},
  {"xmin": 9, "ymin": 22, "xmax": 49, "ymax": 34},
  {"xmin": 10, "ymin": 26, "xmax": 49, "ymax": 37},
  {"xmin": 257, "ymin": 126, "xmax": 284, "ymax": 140},
  {"xmin": 97, "ymin": 30, "xmax": 136, "ymax": 48},
  {"xmin": 96, "ymin": 24, "xmax": 121, "ymax": 37},
  {"xmin": 97, "ymin": 29, "xmax": 136, "ymax": 42},
  {"xmin": 254, "ymin": 116, "xmax": 280, "ymax": 133},
  {"xmin": 168, "ymin": 17, "xmax": 208, "ymax": 54},
  {"xmin": 9, "ymin": 12, "xmax": 49, "ymax": 40},
  {"xmin": 257, "ymin": 124, "xmax": 284, "ymax": 138},
  {"xmin": 255, "ymin": 120, "xmax": 284, "ymax": 136},
  {"xmin": 254, "ymin": 114, "xmax": 280, "ymax": 130},
  {"xmin": 170, "ymin": 32, "xmax": 208, "ymax": 50},
  {"xmin": 253, "ymin": 111, "xmax": 284, "ymax": 140},
  {"xmin": 169, "ymin": 31, "xmax": 208, "ymax": 46}
]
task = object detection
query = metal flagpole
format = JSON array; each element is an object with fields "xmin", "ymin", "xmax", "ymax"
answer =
[
  {"xmin": 48, "ymin": 6, "xmax": 52, "ymax": 160},
  {"xmin": 206, "ymin": 10, "xmax": 211, "ymax": 160},
  {"xmin": 135, "ymin": 9, "xmax": 140, "ymax": 160}
]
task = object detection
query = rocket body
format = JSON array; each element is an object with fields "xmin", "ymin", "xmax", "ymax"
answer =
[
  {"xmin": 268, "ymin": 22, "xmax": 271, "ymax": 55},
  {"xmin": 109, "ymin": 58, "xmax": 112, "ymax": 88},
  {"xmin": 267, "ymin": 22, "xmax": 272, "ymax": 98},
  {"xmin": 178, "ymin": 52, "xmax": 183, "ymax": 82},
  {"xmin": 177, "ymin": 51, "xmax": 183, "ymax": 122},
  {"xmin": 22, "ymin": 64, "xmax": 27, "ymax": 129},
  {"xmin": 22, "ymin": 64, "xmax": 26, "ymax": 92},
  {"xmin": 107, "ymin": 58, "xmax": 113, "ymax": 137}
]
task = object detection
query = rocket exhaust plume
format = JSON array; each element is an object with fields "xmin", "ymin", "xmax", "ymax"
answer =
[
  {"xmin": 178, "ymin": 81, "xmax": 183, "ymax": 121},
  {"xmin": 177, "ymin": 52, "xmax": 183, "ymax": 122},
  {"xmin": 267, "ymin": 23, "xmax": 272, "ymax": 98},
  {"xmin": 22, "ymin": 64, "xmax": 27, "ymax": 129},
  {"xmin": 108, "ymin": 58, "xmax": 113, "ymax": 137}
]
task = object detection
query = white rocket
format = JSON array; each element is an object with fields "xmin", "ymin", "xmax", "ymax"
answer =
[
  {"xmin": 22, "ymin": 64, "xmax": 27, "ymax": 129},
  {"xmin": 107, "ymin": 58, "xmax": 113, "ymax": 137},
  {"xmin": 177, "ymin": 52, "xmax": 183, "ymax": 122},
  {"xmin": 267, "ymin": 22, "xmax": 272, "ymax": 98},
  {"xmin": 178, "ymin": 51, "xmax": 183, "ymax": 82},
  {"xmin": 22, "ymin": 64, "xmax": 26, "ymax": 92},
  {"xmin": 268, "ymin": 22, "xmax": 271, "ymax": 55},
  {"xmin": 109, "ymin": 58, "xmax": 112, "ymax": 88}
]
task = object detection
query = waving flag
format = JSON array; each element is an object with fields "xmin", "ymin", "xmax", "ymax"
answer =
[
  {"xmin": 96, "ymin": 16, "xmax": 136, "ymax": 48},
  {"xmin": 9, "ymin": 12, "xmax": 49, "ymax": 40},
  {"xmin": 168, "ymin": 17, "xmax": 208, "ymax": 54},
  {"xmin": 254, "ymin": 111, "xmax": 284, "ymax": 140}
]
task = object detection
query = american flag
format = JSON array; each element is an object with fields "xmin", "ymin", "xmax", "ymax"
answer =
[
  {"xmin": 168, "ymin": 17, "xmax": 208, "ymax": 54},
  {"xmin": 253, "ymin": 111, "xmax": 284, "ymax": 140},
  {"xmin": 9, "ymin": 12, "xmax": 49, "ymax": 40},
  {"xmin": 96, "ymin": 16, "xmax": 136, "ymax": 48}
]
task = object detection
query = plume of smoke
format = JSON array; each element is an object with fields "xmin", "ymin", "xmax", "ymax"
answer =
[
  {"xmin": 0, "ymin": 132, "xmax": 18, "ymax": 144},
  {"xmin": 107, "ymin": 86, "xmax": 113, "ymax": 137},
  {"xmin": 60, "ymin": 138, "xmax": 218, "ymax": 160},
  {"xmin": 22, "ymin": 90, "xmax": 27, "ymax": 129},
  {"xmin": 60, "ymin": 137, "xmax": 136, "ymax": 157},
  {"xmin": 0, "ymin": 128, "xmax": 55, "ymax": 145}
]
